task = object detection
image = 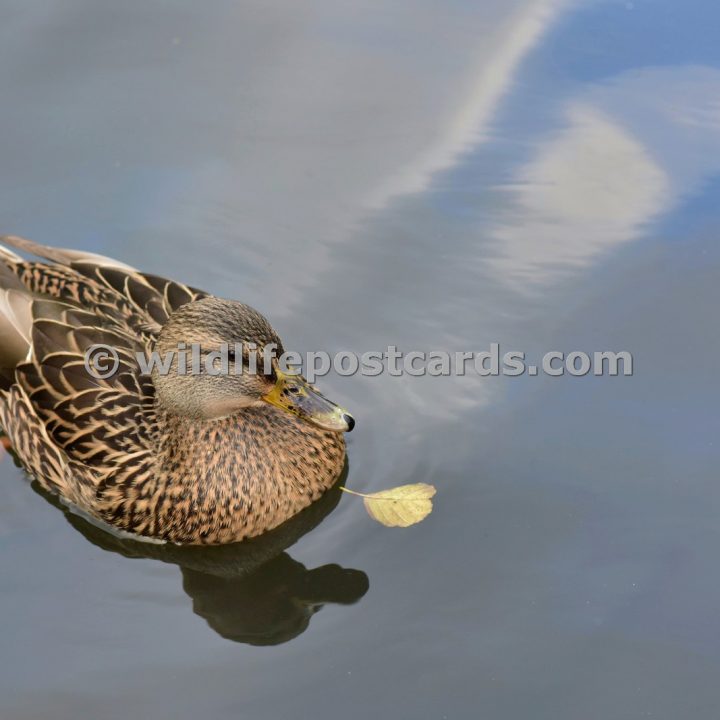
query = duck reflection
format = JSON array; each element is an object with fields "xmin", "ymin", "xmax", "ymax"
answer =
[
  {"xmin": 183, "ymin": 555, "xmax": 367, "ymax": 645},
  {"xmin": 31, "ymin": 466, "xmax": 369, "ymax": 646}
]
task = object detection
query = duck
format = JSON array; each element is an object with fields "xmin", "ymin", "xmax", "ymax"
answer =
[{"xmin": 0, "ymin": 235, "xmax": 354, "ymax": 545}]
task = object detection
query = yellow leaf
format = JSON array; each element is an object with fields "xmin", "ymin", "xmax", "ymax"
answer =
[{"xmin": 341, "ymin": 483, "xmax": 436, "ymax": 527}]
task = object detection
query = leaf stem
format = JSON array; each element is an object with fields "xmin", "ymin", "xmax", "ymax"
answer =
[{"xmin": 339, "ymin": 486, "xmax": 371, "ymax": 499}]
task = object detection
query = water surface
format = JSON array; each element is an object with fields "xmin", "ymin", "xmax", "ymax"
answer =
[{"xmin": 1, "ymin": 1, "xmax": 719, "ymax": 718}]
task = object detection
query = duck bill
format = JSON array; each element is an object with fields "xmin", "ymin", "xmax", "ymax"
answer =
[{"xmin": 262, "ymin": 370, "xmax": 355, "ymax": 432}]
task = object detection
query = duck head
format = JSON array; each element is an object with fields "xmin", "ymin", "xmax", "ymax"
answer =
[{"xmin": 151, "ymin": 297, "xmax": 354, "ymax": 432}]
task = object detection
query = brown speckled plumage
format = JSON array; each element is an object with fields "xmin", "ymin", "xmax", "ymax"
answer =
[{"xmin": 0, "ymin": 236, "xmax": 348, "ymax": 544}]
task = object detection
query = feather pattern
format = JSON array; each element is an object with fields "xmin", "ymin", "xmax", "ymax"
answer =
[{"xmin": 0, "ymin": 236, "xmax": 347, "ymax": 544}]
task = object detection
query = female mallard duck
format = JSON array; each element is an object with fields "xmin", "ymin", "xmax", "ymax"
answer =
[{"xmin": 0, "ymin": 235, "xmax": 354, "ymax": 545}]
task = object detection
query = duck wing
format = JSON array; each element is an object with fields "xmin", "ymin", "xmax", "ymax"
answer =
[
  {"xmin": 0, "ymin": 236, "xmax": 208, "ymax": 512},
  {"xmin": 1, "ymin": 235, "xmax": 207, "ymax": 336}
]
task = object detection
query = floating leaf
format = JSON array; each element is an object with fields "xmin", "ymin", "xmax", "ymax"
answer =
[{"xmin": 341, "ymin": 483, "xmax": 436, "ymax": 527}]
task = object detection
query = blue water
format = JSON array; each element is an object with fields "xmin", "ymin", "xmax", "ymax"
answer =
[{"xmin": 1, "ymin": 1, "xmax": 719, "ymax": 717}]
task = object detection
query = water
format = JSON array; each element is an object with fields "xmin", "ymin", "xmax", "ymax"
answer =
[{"xmin": 1, "ymin": 1, "xmax": 719, "ymax": 717}]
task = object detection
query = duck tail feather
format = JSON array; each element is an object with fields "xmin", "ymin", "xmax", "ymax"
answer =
[{"xmin": 0, "ymin": 234, "xmax": 137, "ymax": 272}]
